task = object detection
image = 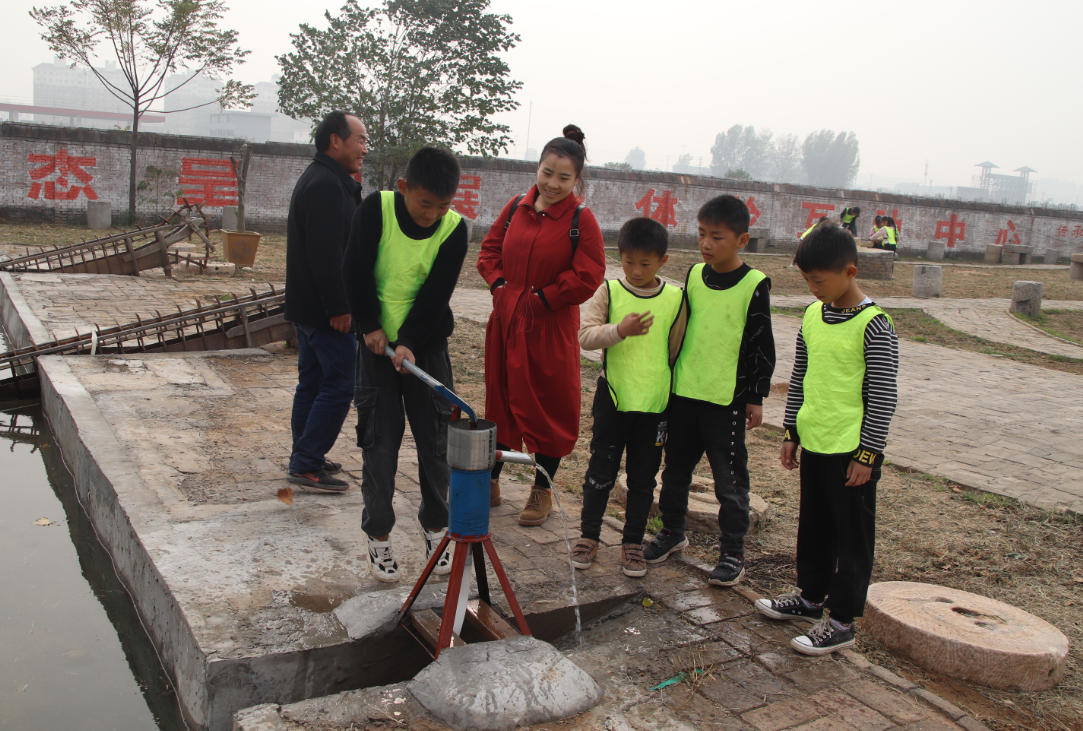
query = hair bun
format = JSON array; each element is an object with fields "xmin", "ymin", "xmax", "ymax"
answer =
[{"xmin": 562, "ymin": 124, "xmax": 585, "ymax": 148}]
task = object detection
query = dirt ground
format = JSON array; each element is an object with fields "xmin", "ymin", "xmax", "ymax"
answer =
[{"xmin": 447, "ymin": 316, "xmax": 1082, "ymax": 731}]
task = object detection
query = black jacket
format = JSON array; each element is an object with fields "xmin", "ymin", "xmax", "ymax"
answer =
[
  {"xmin": 343, "ymin": 191, "xmax": 468, "ymax": 354},
  {"xmin": 285, "ymin": 153, "xmax": 363, "ymax": 328}
]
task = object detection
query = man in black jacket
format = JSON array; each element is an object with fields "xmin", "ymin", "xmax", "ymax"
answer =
[{"xmin": 286, "ymin": 111, "xmax": 368, "ymax": 491}]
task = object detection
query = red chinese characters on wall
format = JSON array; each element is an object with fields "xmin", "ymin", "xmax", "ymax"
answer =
[
  {"xmin": 935, "ymin": 214, "xmax": 966, "ymax": 247},
  {"xmin": 27, "ymin": 150, "xmax": 99, "ymax": 201},
  {"xmin": 1056, "ymin": 225, "xmax": 1069, "ymax": 238},
  {"xmin": 995, "ymin": 220, "xmax": 1021, "ymax": 246},
  {"xmin": 1073, "ymin": 225, "xmax": 1083, "ymax": 238},
  {"xmin": 801, "ymin": 202, "xmax": 835, "ymax": 228},
  {"xmin": 176, "ymin": 158, "xmax": 237, "ymax": 207},
  {"xmin": 634, "ymin": 189, "xmax": 679, "ymax": 227},
  {"xmin": 746, "ymin": 196, "xmax": 761, "ymax": 226},
  {"xmin": 452, "ymin": 175, "xmax": 480, "ymax": 220}
]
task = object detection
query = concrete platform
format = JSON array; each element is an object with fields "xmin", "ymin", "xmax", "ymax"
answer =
[{"xmin": 36, "ymin": 349, "xmax": 641, "ymax": 731}]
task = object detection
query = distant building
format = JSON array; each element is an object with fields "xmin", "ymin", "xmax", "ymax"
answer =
[
  {"xmin": 162, "ymin": 72, "xmax": 310, "ymax": 143},
  {"xmin": 895, "ymin": 182, "xmax": 955, "ymax": 198},
  {"xmin": 959, "ymin": 162, "xmax": 1034, "ymax": 205},
  {"xmin": 32, "ymin": 57, "xmax": 166, "ymax": 131}
]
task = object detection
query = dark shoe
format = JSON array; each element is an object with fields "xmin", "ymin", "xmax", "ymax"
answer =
[
  {"xmin": 323, "ymin": 458, "xmax": 342, "ymax": 474},
  {"xmin": 287, "ymin": 469, "xmax": 349, "ymax": 493},
  {"xmin": 621, "ymin": 543, "xmax": 647, "ymax": 578},
  {"xmin": 755, "ymin": 592, "xmax": 824, "ymax": 622},
  {"xmin": 518, "ymin": 487, "xmax": 552, "ymax": 526},
  {"xmin": 708, "ymin": 553, "xmax": 745, "ymax": 587},
  {"xmin": 490, "ymin": 478, "xmax": 502, "ymax": 507},
  {"xmin": 791, "ymin": 616, "xmax": 855, "ymax": 656},
  {"xmin": 643, "ymin": 529, "xmax": 689, "ymax": 564},
  {"xmin": 570, "ymin": 538, "xmax": 599, "ymax": 570}
]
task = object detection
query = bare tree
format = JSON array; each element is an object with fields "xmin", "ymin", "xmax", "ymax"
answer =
[{"xmin": 31, "ymin": 0, "xmax": 255, "ymax": 218}]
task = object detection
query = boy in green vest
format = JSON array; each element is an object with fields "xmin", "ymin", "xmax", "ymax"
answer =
[
  {"xmin": 755, "ymin": 222, "xmax": 898, "ymax": 655},
  {"xmin": 645, "ymin": 195, "xmax": 775, "ymax": 587},
  {"xmin": 572, "ymin": 217, "xmax": 684, "ymax": 577},
  {"xmin": 342, "ymin": 147, "xmax": 469, "ymax": 583},
  {"xmin": 839, "ymin": 206, "xmax": 860, "ymax": 236}
]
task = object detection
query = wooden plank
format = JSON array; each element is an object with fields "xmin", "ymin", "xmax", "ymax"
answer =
[
  {"xmin": 465, "ymin": 599, "xmax": 520, "ymax": 641},
  {"xmin": 410, "ymin": 609, "xmax": 465, "ymax": 649}
]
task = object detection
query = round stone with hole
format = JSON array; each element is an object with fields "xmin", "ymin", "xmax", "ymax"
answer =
[{"xmin": 863, "ymin": 581, "xmax": 1068, "ymax": 691}]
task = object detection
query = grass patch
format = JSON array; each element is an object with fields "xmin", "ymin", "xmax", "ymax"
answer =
[{"xmin": 1015, "ymin": 309, "xmax": 1083, "ymax": 346}]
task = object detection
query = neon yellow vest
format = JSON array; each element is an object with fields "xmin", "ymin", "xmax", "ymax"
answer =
[
  {"xmin": 842, "ymin": 208, "xmax": 857, "ymax": 224},
  {"xmin": 604, "ymin": 280, "xmax": 683, "ymax": 413},
  {"xmin": 795, "ymin": 302, "xmax": 890, "ymax": 454},
  {"xmin": 374, "ymin": 191, "xmax": 461, "ymax": 341},
  {"xmin": 673, "ymin": 264, "xmax": 766, "ymax": 407},
  {"xmin": 885, "ymin": 227, "xmax": 897, "ymax": 246},
  {"xmin": 801, "ymin": 225, "xmax": 815, "ymax": 239}
]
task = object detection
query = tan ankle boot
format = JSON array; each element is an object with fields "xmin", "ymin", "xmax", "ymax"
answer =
[
  {"xmin": 490, "ymin": 478, "xmax": 502, "ymax": 507},
  {"xmin": 518, "ymin": 487, "xmax": 552, "ymax": 526}
]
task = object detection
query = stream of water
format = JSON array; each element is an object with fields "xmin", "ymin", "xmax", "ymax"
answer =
[{"xmin": 534, "ymin": 465, "xmax": 582, "ymax": 646}]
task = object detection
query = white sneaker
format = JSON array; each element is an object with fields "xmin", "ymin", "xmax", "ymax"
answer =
[
  {"xmin": 365, "ymin": 533, "xmax": 399, "ymax": 583},
  {"xmin": 417, "ymin": 518, "xmax": 453, "ymax": 576}
]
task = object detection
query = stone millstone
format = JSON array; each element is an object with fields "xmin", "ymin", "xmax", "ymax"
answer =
[
  {"xmin": 863, "ymin": 581, "xmax": 1069, "ymax": 691},
  {"xmin": 615, "ymin": 472, "xmax": 769, "ymax": 535},
  {"xmin": 407, "ymin": 635, "xmax": 603, "ymax": 731}
]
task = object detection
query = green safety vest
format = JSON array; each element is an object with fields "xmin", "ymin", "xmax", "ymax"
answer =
[
  {"xmin": 374, "ymin": 191, "xmax": 462, "ymax": 341},
  {"xmin": 604, "ymin": 280, "xmax": 684, "ymax": 413},
  {"xmin": 842, "ymin": 208, "xmax": 857, "ymax": 224},
  {"xmin": 801, "ymin": 225, "xmax": 816, "ymax": 239},
  {"xmin": 795, "ymin": 302, "xmax": 891, "ymax": 454},
  {"xmin": 673, "ymin": 264, "xmax": 766, "ymax": 407},
  {"xmin": 886, "ymin": 227, "xmax": 897, "ymax": 246}
]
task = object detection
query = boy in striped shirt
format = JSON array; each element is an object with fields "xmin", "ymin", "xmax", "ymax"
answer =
[{"xmin": 755, "ymin": 221, "xmax": 899, "ymax": 655}]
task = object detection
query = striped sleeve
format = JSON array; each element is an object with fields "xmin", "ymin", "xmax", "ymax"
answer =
[
  {"xmin": 857, "ymin": 314, "xmax": 899, "ymax": 456},
  {"xmin": 782, "ymin": 326, "xmax": 807, "ymax": 441}
]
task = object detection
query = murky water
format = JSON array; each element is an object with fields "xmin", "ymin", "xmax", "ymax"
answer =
[{"xmin": 0, "ymin": 399, "xmax": 184, "ymax": 730}]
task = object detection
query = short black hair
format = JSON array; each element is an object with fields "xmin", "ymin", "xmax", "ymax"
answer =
[
  {"xmin": 793, "ymin": 221, "xmax": 858, "ymax": 273},
  {"xmin": 404, "ymin": 146, "xmax": 461, "ymax": 199},
  {"xmin": 874, "ymin": 215, "xmax": 883, "ymax": 225},
  {"xmin": 314, "ymin": 111, "xmax": 356, "ymax": 153},
  {"xmin": 617, "ymin": 217, "xmax": 668, "ymax": 258},
  {"xmin": 698, "ymin": 195, "xmax": 750, "ymax": 235}
]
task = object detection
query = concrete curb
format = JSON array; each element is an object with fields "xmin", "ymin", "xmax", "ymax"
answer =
[
  {"xmin": 671, "ymin": 553, "xmax": 994, "ymax": 731},
  {"xmin": 1005, "ymin": 309, "xmax": 1083, "ymax": 353},
  {"xmin": 0, "ymin": 271, "xmax": 53, "ymax": 347}
]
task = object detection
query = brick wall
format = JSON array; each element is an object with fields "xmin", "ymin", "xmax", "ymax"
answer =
[{"xmin": 4, "ymin": 122, "xmax": 1083, "ymax": 260}]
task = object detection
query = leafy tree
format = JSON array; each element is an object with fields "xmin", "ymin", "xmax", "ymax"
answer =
[
  {"xmin": 769, "ymin": 133, "xmax": 803, "ymax": 183},
  {"xmin": 802, "ymin": 129, "xmax": 860, "ymax": 188},
  {"xmin": 276, "ymin": 0, "xmax": 521, "ymax": 190},
  {"xmin": 725, "ymin": 169, "xmax": 752, "ymax": 180},
  {"xmin": 676, "ymin": 153, "xmax": 693, "ymax": 168},
  {"xmin": 624, "ymin": 146, "xmax": 646, "ymax": 170},
  {"xmin": 31, "ymin": 0, "xmax": 254, "ymax": 218},
  {"xmin": 604, "ymin": 161, "xmax": 632, "ymax": 170},
  {"xmin": 710, "ymin": 125, "xmax": 772, "ymax": 179}
]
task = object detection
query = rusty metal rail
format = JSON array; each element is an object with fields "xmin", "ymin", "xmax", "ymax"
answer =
[
  {"xmin": 0, "ymin": 203, "xmax": 213, "ymax": 277},
  {"xmin": 0, "ymin": 286, "xmax": 294, "ymax": 399}
]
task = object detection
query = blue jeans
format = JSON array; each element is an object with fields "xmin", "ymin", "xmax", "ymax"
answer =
[{"xmin": 289, "ymin": 324, "xmax": 357, "ymax": 474}]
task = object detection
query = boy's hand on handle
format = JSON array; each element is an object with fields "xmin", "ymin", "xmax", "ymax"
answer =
[
  {"xmin": 329, "ymin": 314, "xmax": 352, "ymax": 333},
  {"xmin": 392, "ymin": 345, "xmax": 415, "ymax": 373},
  {"xmin": 616, "ymin": 311, "xmax": 654, "ymax": 338},
  {"xmin": 745, "ymin": 403, "xmax": 762, "ymax": 429},
  {"xmin": 364, "ymin": 328, "xmax": 389, "ymax": 355},
  {"xmin": 845, "ymin": 460, "xmax": 873, "ymax": 487},
  {"xmin": 780, "ymin": 441, "xmax": 799, "ymax": 471}
]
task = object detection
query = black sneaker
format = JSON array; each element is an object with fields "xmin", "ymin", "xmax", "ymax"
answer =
[
  {"xmin": 323, "ymin": 458, "xmax": 342, "ymax": 474},
  {"xmin": 708, "ymin": 553, "xmax": 745, "ymax": 586},
  {"xmin": 791, "ymin": 616, "xmax": 855, "ymax": 655},
  {"xmin": 754, "ymin": 592, "xmax": 824, "ymax": 622},
  {"xmin": 287, "ymin": 469, "xmax": 349, "ymax": 492},
  {"xmin": 643, "ymin": 529, "xmax": 689, "ymax": 564}
]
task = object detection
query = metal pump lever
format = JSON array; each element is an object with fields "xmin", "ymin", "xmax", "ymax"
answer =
[{"xmin": 383, "ymin": 345, "xmax": 478, "ymax": 422}]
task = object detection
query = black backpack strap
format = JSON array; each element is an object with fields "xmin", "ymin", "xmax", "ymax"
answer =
[
  {"xmin": 570, "ymin": 204, "xmax": 585, "ymax": 255},
  {"xmin": 504, "ymin": 194, "xmax": 526, "ymax": 231}
]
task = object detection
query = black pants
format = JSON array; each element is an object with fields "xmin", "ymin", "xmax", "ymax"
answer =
[
  {"xmin": 659, "ymin": 395, "xmax": 750, "ymax": 554},
  {"xmin": 579, "ymin": 379, "xmax": 667, "ymax": 544},
  {"xmin": 796, "ymin": 450, "xmax": 879, "ymax": 623},
  {"xmin": 842, "ymin": 220, "xmax": 858, "ymax": 236},
  {"xmin": 491, "ymin": 446, "xmax": 560, "ymax": 488},
  {"xmin": 354, "ymin": 342, "xmax": 454, "ymax": 537}
]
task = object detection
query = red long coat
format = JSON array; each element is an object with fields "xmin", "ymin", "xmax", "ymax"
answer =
[{"xmin": 478, "ymin": 186, "xmax": 605, "ymax": 457}]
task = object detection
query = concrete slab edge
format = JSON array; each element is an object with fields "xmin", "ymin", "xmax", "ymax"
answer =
[
  {"xmin": 0, "ymin": 271, "xmax": 52, "ymax": 347},
  {"xmin": 36, "ymin": 354, "xmax": 212, "ymax": 729},
  {"xmin": 671, "ymin": 550, "xmax": 994, "ymax": 731},
  {"xmin": 1004, "ymin": 309, "xmax": 1083, "ymax": 353}
]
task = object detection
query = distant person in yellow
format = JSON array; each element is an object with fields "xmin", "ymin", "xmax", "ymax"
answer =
[
  {"xmin": 342, "ymin": 147, "xmax": 469, "ymax": 583},
  {"xmin": 839, "ymin": 206, "xmax": 860, "ymax": 236}
]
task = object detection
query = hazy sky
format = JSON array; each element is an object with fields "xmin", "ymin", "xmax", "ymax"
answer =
[{"xmin": 4, "ymin": 0, "xmax": 1080, "ymax": 193}]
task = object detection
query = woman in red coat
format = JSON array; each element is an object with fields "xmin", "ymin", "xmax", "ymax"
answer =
[{"xmin": 478, "ymin": 125, "xmax": 605, "ymax": 527}]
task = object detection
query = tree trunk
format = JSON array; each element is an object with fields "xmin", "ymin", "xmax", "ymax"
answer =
[{"xmin": 128, "ymin": 101, "xmax": 140, "ymax": 222}]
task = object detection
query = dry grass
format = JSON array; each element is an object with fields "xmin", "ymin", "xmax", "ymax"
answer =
[
  {"xmin": 448, "ymin": 316, "xmax": 1082, "ymax": 731},
  {"xmin": 1015, "ymin": 309, "xmax": 1083, "ymax": 346}
]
